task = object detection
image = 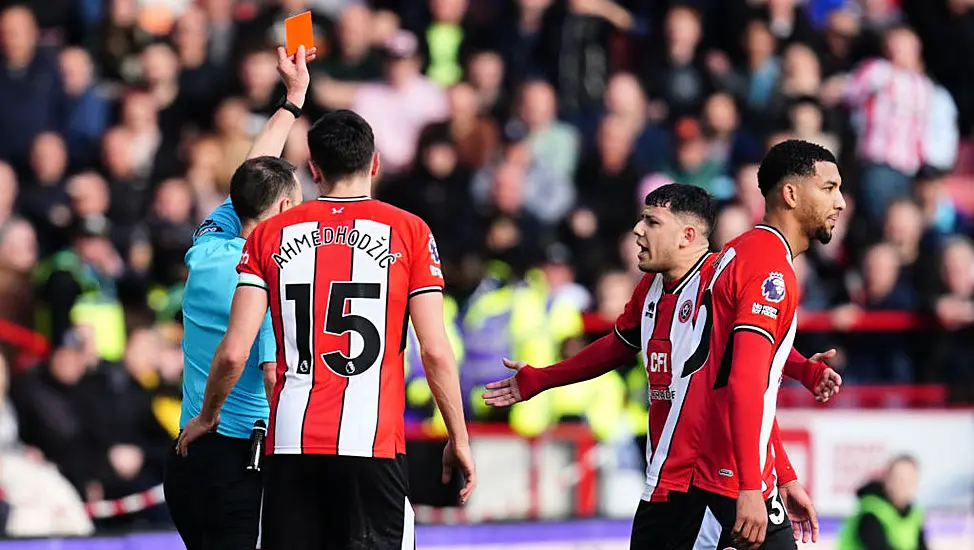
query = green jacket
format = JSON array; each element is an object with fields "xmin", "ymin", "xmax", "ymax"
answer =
[{"xmin": 838, "ymin": 482, "xmax": 925, "ymax": 550}]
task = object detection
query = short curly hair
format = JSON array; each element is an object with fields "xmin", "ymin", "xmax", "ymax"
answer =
[{"xmin": 757, "ymin": 140, "xmax": 837, "ymax": 198}]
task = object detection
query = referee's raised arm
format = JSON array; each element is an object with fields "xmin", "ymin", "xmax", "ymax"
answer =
[{"xmin": 246, "ymin": 45, "xmax": 316, "ymax": 161}]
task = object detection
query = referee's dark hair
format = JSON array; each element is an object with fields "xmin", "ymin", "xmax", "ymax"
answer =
[
  {"xmin": 644, "ymin": 183, "xmax": 717, "ymax": 238},
  {"xmin": 307, "ymin": 110, "xmax": 375, "ymax": 182},
  {"xmin": 757, "ymin": 139, "xmax": 837, "ymax": 198},
  {"xmin": 229, "ymin": 156, "xmax": 299, "ymax": 222}
]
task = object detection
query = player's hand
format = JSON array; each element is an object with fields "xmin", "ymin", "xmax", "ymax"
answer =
[
  {"xmin": 482, "ymin": 358, "xmax": 525, "ymax": 407},
  {"xmin": 808, "ymin": 349, "xmax": 841, "ymax": 402},
  {"xmin": 733, "ymin": 489, "xmax": 768, "ymax": 549},
  {"xmin": 276, "ymin": 44, "xmax": 316, "ymax": 105},
  {"xmin": 175, "ymin": 414, "xmax": 219, "ymax": 457},
  {"xmin": 779, "ymin": 481, "xmax": 819, "ymax": 543},
  {"xmin": 442, "ymin": 439, "xmax": 477, "ymax": 505}
]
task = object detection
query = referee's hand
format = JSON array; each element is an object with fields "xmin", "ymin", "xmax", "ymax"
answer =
[
  {"xmin": 442, "ymin": 440, "xmax": 477, "ymax": 505},
  {"xmin": 176, "ymin": 414, "xmax": 219, "ymax": 457}
]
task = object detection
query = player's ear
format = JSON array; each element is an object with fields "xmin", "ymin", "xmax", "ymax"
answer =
[
  {"xmin": 782, "ymin": 182, "xmax": 799, "ymax": 209},
  {"xmin": 308, "ymin": 160, "xmax": 321, "ymax": 184},
  {"xmin": 681, "ymin": 224, "xmax": 695, "ymax": 247},
  {"xmin": 370, "ymin": 152, "xmax": 380, "ymax": 177}
]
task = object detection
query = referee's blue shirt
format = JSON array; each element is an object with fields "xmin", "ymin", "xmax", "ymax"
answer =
[{"xmin": 180, "ymin": 198, "xmax": 276, "ymax": 439}]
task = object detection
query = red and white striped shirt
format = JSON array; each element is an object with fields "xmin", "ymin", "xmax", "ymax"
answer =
[
  {"xmin": 237, "ymin": 196, "xmax": 445, "ymax": 458},
  {"xmin": 846, "ymin": 58, "xmax": 932, "ymax": 175},
  {"xmin": 614, "ymin": 253, "xmax": 717, "ymax": 501}
]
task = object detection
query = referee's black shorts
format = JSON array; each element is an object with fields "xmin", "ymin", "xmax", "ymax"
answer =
[
  {"xmin": 163, "ymin": 432, "xmax": 262, "ymax": 550},
  {"xmin": 261, "ymin": 453, "xmax": 414, "ymax": 550}
]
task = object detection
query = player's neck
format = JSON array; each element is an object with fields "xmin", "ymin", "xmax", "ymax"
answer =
[
  {"xmin": 239, "ymin": 220, "xmax": 258, "ymax": 240},
  {"xmin": 760, "ymin": 212, "xmax": 809, "ymax": 257},
  {"xmin": 318, "ymin": 180, "xmax": 372, "ymax": 199},
  {"xmin": 662, "ymin": 247, "xmax": 710, "ymax": 285}
]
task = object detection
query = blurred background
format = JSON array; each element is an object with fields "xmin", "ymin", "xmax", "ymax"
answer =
[{"xmin": 0, "ymin": 0, "xmax": 972, "ymax": 547}]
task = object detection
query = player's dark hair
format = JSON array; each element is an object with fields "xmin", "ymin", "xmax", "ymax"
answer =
[
  {"xmin": 644, "ymin": 183, "xmax": 717, "ymax": 237},
  {"xmin": 307, "ymin": 110, "xmax": 375, "ymax": 182},
  {"xmin": 757, "ymin": 139, "xmax": 837, "ymax": 198},
  {"xmin": 229, "ymin": 156, "xmax": 298, "ymax": 222}
]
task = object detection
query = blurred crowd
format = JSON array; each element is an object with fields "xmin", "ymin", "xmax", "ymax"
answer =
[{"xmin": 1, "ymin": 0, "xmax": 974, "ymax": 534}]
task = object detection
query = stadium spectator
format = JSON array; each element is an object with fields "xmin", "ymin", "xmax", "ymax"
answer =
[
  {"xmin": 0, "ymin": 5, "xmax": 65, "ymax": 170},
  {"xmin": 835, "ymin": 242, "xmax": 917, "ymax": 383},
  {"xmin": 311, "ymin": 3, "xmax": 381, "ymax": 109},
  {"xmin": 928, "ymin": 236, "xmax": 974, "ymax": 401},
  {"xmin": 828, "ymin": 26, "xmax": 933, "ymax": 228},
  {"xmin": 640, "ymin": 4, "xmax": 711, "ymax": 122},
  {"xmin": 472, "ymin": 120, "xmax": 574, "ymax": 225},
  {"xmin": 19, "ymin": 133, "xmax": 71, "ymax": 256},
  {"xmin": 838, "ymin": 454, "xmax": 928, "ymax": 550},
  {"xmin": 516, "ymin": 79, "xmax": 580, "ymax": 181},
  {"xmin": 0, "ymin": 218, "xmax": 37, "ymax": 335},
  {"xmin": 59, "ymin": 47, "xmax": 110, "ymax": 170},
  {"xmin": 352, "ymin": 29, "xmax": 449, "ymax": 175},
  {"xmin": 420, "ymin": 81, "xmax": 499, "ymax": 170}
]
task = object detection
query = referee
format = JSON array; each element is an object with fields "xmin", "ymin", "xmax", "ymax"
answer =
[{"xmin": 163, "ymin": 45, "xmax": 315, "ymax": 550}]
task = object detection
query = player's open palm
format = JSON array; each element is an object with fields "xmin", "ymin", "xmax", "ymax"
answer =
[
  {"xmin": 276, "ymin": 45, "xmax": 316, "ymax": 96},
  {"xmin": 809, "ymin": 349, "xmax": 842, "ymax": 402},
  {"xmin": 779, "ymin": 481, "xmax": 819, "ymax": 544},
  {"xmin": 734, "ymin": 489, "xmax": 768, "ymax": 549},
  {"xmin": 482, "ymin": 358, "xmax": 525, "ymax": 407},
  {"xmin": 443, "ymin": 440, "xmax": 477, "ymax": 505}
]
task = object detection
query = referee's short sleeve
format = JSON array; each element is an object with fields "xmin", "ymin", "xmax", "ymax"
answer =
[{"xmin": 257, "ymin": 312, "xmax": 277, "ymax": 367}]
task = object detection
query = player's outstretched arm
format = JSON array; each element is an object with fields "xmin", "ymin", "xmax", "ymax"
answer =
[
  {"xmin": 245, "ymin": 45, "xmax": 316, "ymax": 160},
  {"xmin": 782, "ymin": 348, "xmax": 842, "ymax": 402},
  {"xmin": 176, "ymin": 286, "xmax": 269, "ymax": 456},
  {"xmin": 772, "ymin": 420, "xmax": 819, "ymax": 544},
  {"xmin": 482, "ymin": 332, "xmax": 638, "ymax": 407},
  {"xmin": 410, "ymin": 291, "xmax": 477, "ymax": 504}
]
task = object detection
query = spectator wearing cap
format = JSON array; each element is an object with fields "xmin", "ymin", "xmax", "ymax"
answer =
[
  {"xmin": 516, "ymin": 79, "xmax": 580, "ymax": 181},
  {"xmin": 0, "ymin": 5, "xmax": 66, "ymax": 170},
  {"xmin": 32, "ymin": 216, "xmax": 128, "ymax": 362},
  {"xmin": 352, "ymin": 29, "xmax": 449, "ymax": 175},
  {"xmin": 471, "ymin": 120, "xmax": 575, "ymax": 225}
]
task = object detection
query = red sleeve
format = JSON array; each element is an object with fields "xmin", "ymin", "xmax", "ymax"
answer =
[
  {"xmin": 728, "ymin": 330, "xmax": 774, "ymax": 491},
  {"xmin": 515, "ymin": 332, "xmax": 638, "ymax": 400},
  {"xmin": 407, "ymin": 218, "xmax": 445, "ymax": 297},
  {"xmin": 237, "ymin": 222, "xmax": 267, "ymax": 290},
  {"xmin": 771, "ymin": 419, "xmax": 797, "ymax": 486},
  {"xmin": 728, "ymin": 258, "xmax": 799, "ymax": 491},
  {"xmin": 783, "ymin": 348, "xmax": 826, "ymax": 392},
  {"xmin": 613, "ymin": 274, "xmax": 653, "ymax": 350}
]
